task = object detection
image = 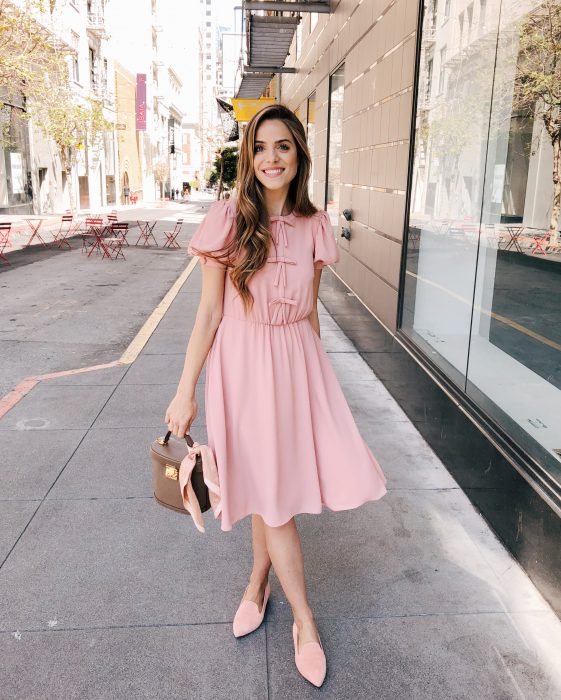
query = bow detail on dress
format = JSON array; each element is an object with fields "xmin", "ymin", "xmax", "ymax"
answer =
[
  {"xmin": 179, "ymin": 442, "xmax": 222, "ymax": 533},
  {"xmin": 268, "ymin": 296, "xmax": 297, "ymax": 325},
  {"xmin": 267, "ymin": 255, "xmax": 297, "ymax": 287},
  {"xmin": 270, "ymin": 217, "xmax": 293, "ymax": 247}
]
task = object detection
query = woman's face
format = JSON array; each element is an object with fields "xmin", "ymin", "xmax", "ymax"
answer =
[{"xmin": 253, "ymin": 119, "xmax": 298, "ymax": 194}]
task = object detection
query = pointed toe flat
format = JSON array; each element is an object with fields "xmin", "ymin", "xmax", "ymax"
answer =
[
  {"xmin": 232, "ymin": 581, "xmax": 271, "ymax": 638},
  {"xmin": 292, "ymin": 621, "xmax": 327, "ymax": 687}
]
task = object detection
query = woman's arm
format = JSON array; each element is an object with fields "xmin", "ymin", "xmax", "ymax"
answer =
[
  {"xmin": 308, "ymin": 268, "xmax": 322, "ymax": 339},
  {"xmin": 165, "ymin": 264, "xmax": 226, "ymax": 436}
]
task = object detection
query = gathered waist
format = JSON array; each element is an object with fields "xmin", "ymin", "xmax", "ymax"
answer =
[{"xmin": 221, "ymin": 313, "xmax": 310, "ymax": 327}]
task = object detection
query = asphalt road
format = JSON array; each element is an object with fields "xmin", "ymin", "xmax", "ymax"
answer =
[{"xmin": 0, "ymin": 200, "xmax": 209, "ymax": 397}]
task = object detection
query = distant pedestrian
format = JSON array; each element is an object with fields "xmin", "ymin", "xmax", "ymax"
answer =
[
  {"xmin": 165, "ymin": 103, "xmax": 387, "ymax": 689},
  {"xmin": 123, "ymin": 185, "xmax": 130, "ymax": 205}
]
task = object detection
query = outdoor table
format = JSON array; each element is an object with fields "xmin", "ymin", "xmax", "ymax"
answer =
[
  {"xmin": 501, "ymin": 225, "xmax": 524, "ymax": 253},
  {"xmin": 135, "ymin": 220, "xmax": 158, "ymax": 246},
  {"xmin": 524, "ymin": 228, "xmax": 550, "ymax": 255},
  {"xmin": 81, "ymin": 218, "xmax": 110, "ymax": 258},
  {"xmin": 23, "ymin": 218, "xmax": 49, "ymax": 248}
]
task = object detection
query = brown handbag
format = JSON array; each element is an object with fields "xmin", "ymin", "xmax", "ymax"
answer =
[{"xmin": 150, "ymin": 430, "xmax": 211, "ymax": 515}]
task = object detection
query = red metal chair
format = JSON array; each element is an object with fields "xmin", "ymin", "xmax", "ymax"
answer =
[
  {"xmin": 108, "ymin": 222, "xmax": 129, "ymax": 247},
  {"xmin": 81, "ymin": 217, "xmax": 105, "ymax": 256},
  {"xmin": 0, "ymin": 222, "xmax": 11, "ymax": 264},
  {"xmin": 135, "ymin": 220, "xmax": 158, "ymax": 246},
  {"xmin": 103, "ymin": 235, "xmax": 126, "ymax": 260},
  {"xmin": 163, "ymin": 219, "xmax": 184, "ymax": 249},
  {"xmin": 51, "ymin": 214, "xmax": 75, "ymax": 249}
]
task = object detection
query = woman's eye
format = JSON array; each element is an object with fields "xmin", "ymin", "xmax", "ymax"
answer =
[{"xmin": 279, "ymin": 144, "xmax": 290, "ymax": 151}]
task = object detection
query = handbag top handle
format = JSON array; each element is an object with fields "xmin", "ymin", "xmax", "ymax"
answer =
[{"xmin": 162, "ymin": 430, "xmax": 195, "ymax": 448}]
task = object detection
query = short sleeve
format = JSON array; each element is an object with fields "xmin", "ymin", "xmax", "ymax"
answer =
[
  {"xmin": 187, "ymin": 199, "xmax": 235, "ymax": 269},
  {"xmin": 313, "ymin": 210, "xmax": 340, "ymax": 269}
]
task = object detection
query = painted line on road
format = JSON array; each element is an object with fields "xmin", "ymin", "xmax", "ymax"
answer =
[
  {"xmin": 119, "ymin": 256, "xmax": 198, "ymax": 364},
  {"xmin": 0, "ymin": 256, "xmax": 200, "ymax": 421}
]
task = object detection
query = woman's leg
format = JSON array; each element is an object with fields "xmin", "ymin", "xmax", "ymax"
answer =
[
  {"xmin": 242, "ymin": 514, "xmax": 272, "ymax": 611},
  {"xmin": 262, "ymin": 516, "xmax": 320, "ymax": 648}
]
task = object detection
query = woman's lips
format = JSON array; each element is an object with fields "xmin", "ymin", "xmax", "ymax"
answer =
[{"xmin": 262, "ymin": 168, "xmax": 285, "ymax": 178}]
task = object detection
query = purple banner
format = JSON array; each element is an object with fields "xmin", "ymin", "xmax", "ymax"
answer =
[{"xmin": 136, "ymin": 74, "xmax": 146, "ymax": 131}]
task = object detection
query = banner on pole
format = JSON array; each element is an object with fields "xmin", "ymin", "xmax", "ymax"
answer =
[{"xmin": 136, "ymin": 74, "xmax": 146, "ymax": 131}]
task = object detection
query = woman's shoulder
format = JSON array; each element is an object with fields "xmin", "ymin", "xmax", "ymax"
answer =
[{"xmin": 207, "ymin": 197, "xmax": 237, "ymax": 219}]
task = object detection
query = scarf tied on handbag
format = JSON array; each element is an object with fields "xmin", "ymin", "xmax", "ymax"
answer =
[{"xmin": 178, "ymin": 442, "xmax": 222, "ymax": 532}]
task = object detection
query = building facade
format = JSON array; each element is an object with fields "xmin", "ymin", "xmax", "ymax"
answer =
[
  {"xmin": 270, "ymin": 0, "xmax": 561, "ymax": 614},
  {"xmin": 0, "ymin": 0, "xmax": 117, "ymax": 214}
]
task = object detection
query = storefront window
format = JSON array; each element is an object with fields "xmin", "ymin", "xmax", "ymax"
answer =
[
  {"xmin": 0, "ymin": 101, "xmax": 33, "ymax": 212},
  {"xmin": 402, "ymin": 0, "xmax": 561, "ymax": 482},
  {"xmin": 306, "ymin": 92, "xmax": 315, "ymax": 201},
  {"xmin": 326, "ymin": 64, "xmax": 344, "ymax": 226}
]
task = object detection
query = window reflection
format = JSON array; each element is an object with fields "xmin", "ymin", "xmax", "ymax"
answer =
[
  {"xmin": 307, "ymin": 92, "xmax": 316, "ymax": 201},
  {"xmin": 402, "ymin": 0, "xmax": 561, "ymax": 481},
  {"xmin": 326, "ymin": 64, "xmax": 344, "ymax": 227}
]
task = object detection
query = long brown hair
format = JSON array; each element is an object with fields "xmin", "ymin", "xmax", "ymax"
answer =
[{"xmin": 190, "ymin": 103, "xmax": 318, "ymax": 313}]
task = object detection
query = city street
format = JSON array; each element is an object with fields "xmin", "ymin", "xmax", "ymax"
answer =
[
  {"xmin": 0, "ymin": 200, "xmax": 210, "ymax": 396},
  {"xmin": 1, "ymin": 198, "xmax": 561, "ymax": 699}
]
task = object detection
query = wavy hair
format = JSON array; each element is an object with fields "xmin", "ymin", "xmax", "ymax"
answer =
[{"xmin": 190, "ymin": 103, "xmax": 318, "ymax": 313}]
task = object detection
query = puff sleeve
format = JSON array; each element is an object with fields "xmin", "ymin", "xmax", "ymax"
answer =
[
  {"xmin": 187, "ymin": 199, "xmax": 235, "ymax": 269},
  {"xmin": 313, "ymin": 210, "xmax": 340, "ymax": 269}
]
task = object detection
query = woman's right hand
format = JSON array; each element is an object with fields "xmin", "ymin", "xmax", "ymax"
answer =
[{"xmin": 164, "ymin": 393, "xmax": 198, "ymax": 438}]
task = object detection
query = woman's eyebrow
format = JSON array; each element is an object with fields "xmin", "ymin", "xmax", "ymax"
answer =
[{"xmin": 255, "ymin": 139, "xmax": 292, "ymax": 144}]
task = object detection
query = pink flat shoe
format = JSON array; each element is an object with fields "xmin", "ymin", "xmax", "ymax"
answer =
[
  {"xmin": 292, "ymin": 621, "xmax": 327, "ymax": 687},
  {"xmin": 232, "ymin": 581, "xmax": 271, "ymax": 638}
]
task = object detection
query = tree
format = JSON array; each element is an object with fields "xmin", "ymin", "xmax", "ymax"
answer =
[
  {"xmin": 31, "ymin": 91, "xmax": 112, "ymax": 211},
  {"xmin": 1, "ymin": 0, "xmax": 112, "ymax": 211},
  {"xmin": 0, "ymin": 0, "xmax": 68, "ymax": 109},
  {"xmin": 515, "ymin": 0, "xmax": 561, "ymax": 243},
  {"xmin": 153, "ymin": 160, "xmax": 169, "ymax": 199},
  {"xmin": 208, "ymin": 146, "xmax": 238, "ymax": 199}
]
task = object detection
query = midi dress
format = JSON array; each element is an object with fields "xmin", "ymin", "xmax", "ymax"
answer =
[{"xmin": 188, "ymin": 198, "xmax": 387, "ymax": 531}]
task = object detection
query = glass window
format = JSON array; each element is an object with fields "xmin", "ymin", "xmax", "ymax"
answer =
[
  {"xmin": 71, "ymin": 32, "xmax": 80, "ymax": 82},
  {"xmin": 325, "ymin": 64, "xmax": 345, "ymax": 226},
  {"xmin": 438, "ymin": 46, "xmax": 447, "ymax": 94},
  {"xmin": 296, "ymin": 16, "xmax": 303, "ymax": 60},
  {"xmin": 310, "ymin": 12, "xmax": 318, "ymax": 33},
  {"xmin": 307, "ymin": 92, "xmax": 316, "ymax": 201},
  {"xmin": 402, "ymin": 0, "xmax": 561, "ymax": 483}
]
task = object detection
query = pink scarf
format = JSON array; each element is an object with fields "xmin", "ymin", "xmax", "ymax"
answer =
[{"xmin": 178, "ymin": 442, "xmax": 222, "ymax": 532}]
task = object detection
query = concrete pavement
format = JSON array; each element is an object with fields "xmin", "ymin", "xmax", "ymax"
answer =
[{"xmin": 1, "ymin": 203, "xmax": 561, "ymax": 699}]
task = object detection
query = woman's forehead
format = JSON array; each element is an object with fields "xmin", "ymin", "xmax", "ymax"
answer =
[{"xmin": 254, "ymin": 119, "xmax": 293, "ymax": 142}]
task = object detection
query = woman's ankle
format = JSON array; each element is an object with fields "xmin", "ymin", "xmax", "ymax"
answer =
[
  {"xmin": 249, "ymin": 567, "xmax": 270, "ymax": 586},
  {"xmin": 293, "ymin": 606, "xmax": 315, "ymax": 627}
]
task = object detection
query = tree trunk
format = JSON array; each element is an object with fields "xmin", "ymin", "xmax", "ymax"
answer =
[
  {"xmin": 543, "ymin": 107, "xmax": 560, "ymax": 246},
  {"xmin": 60, "ymin": 147, "xmax": 75, "ymax": 214},
  {"xmin": 217, "ymin": 151, "xmax": 224, "ymax": 200},
  {"xmin": 549, "ymin": 135, "xmax": 560, "ymax": 246}
]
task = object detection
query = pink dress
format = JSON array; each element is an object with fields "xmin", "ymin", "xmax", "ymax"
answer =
[{"xmin": 188, "ymin": 199, "xmax": 387, "ymax": 531}]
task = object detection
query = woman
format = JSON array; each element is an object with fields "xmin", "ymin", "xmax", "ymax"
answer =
[{"xmin": 165, "ymin": 104, "xmax": 387, "ymax": 687}]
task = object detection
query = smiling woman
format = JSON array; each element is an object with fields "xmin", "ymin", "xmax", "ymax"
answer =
[
  {"xmin": 167, "ymin": 103, "xmax": 387, "ymax": 688},
  {"xmin": 254, "ymin": 125, "xmax": 298, "ymax": 197}
]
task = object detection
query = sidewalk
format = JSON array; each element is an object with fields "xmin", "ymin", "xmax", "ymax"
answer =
[{"xmin": 1, "ymin": 222, "xmax": 561, "ymax": 698}]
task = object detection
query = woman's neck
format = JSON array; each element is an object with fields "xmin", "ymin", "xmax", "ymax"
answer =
[{"xmin": 263, "ymin": 188, "xmax": 292, "ymax": 217}]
